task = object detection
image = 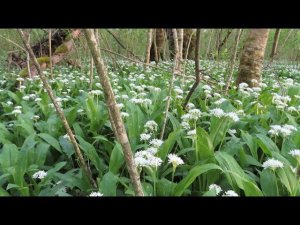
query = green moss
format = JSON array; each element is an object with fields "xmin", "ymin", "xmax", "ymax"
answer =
[
  {"xmin": 54, "ymin": 44, "xmax": 69, "ymax": 54},
  {"xmin": 64, "ymin": 33, "xmax": 73, "ymax": 42},
  {"xmin": 36, "ymin": 56, "xmax": 50, "ymax": 64},
  {"xmin": 19, "ymin": 67, "xmax": 29, "ymax": 77}
]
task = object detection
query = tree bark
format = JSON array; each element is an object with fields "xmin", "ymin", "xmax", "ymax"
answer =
[
  {"xmin": 225, "ymin": 29, "xmax": 242, "ymax": 93},
  {"xmin": 236, "ymin": 29, "xmax": 270, "ymax": 87},
  {"xmin": 183, "ymin": 29, "xmax": 201, "ymax": 109},
  {"xmin": 217, "ymin": 29, "xmax": 233, "ymax": 56},
  {"xmin": 84, "ymin": 29, "xmax": 144, "ymax": 196},
  {"xmin": 18, "ymin": 29, "xmax": 97, "ymax": 189},
  {"xmin": 144, "ymin": 29, "xmax": 153, "ymax": 65},
  {"xmin": 160, "ymin": 29, "xmax": 179, "ymax": 140},
  {"xmin": 270, "ymin": 29, "xmax": 281, "ymax": 61},
  {"xmin": 167, "ymin": 29, "xmax": 175, "ymax": 60},
  {"xmin": 183, "ymin": 29, "xmax": 196, "ymax": 60}
]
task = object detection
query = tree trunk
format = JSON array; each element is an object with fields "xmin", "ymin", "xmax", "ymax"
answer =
[
  {"xmin": 236, "ymin": 29, "xmax": 270, "ymax": 87},
  {"xmin": 270, "ymin": 29, "xmax": 281, "ymax": 60},
  {"xmin": 177, "ymin": 29, "xmax": 184, "ymax": 71},
  {"xmin": 217, "ymin": 29, "xmax": 233, "ymax": 56},
  {"xmin": 160, "ymin": 29, "xmax": 179, "ymax": 140},
  {"xmin": 167, "ymin": 29, "xmax": 175, "ymax": 59},
  {"xmin": 144, "ymin": 29, "xmax": 153, "ymax": 65},
  {"xmin": 225, "ymin": 29, "xmax": 242, "ymax": 93},
  {"xmin": 183, "ymin": 29, "xmax": 201, "ymax": 109},
  {"xmin": 18, "ymin": 29, "xmax": 97, "ymax": 189},
  {"xmin": 183, "ymin": 29, "xmax": 196, "ymax": 60},
  {"xmin": 84, "ymin": 29, "xmax": 144, "ymax": 196}
]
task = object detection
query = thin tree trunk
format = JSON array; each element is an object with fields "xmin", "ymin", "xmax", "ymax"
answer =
[
  {"xmin": 167, "ymin": 29, "xmax": 175, "ymax": 60},
  {"xmin": 236, "ymin": 29, "xmax": 270, "ymax": 87},
  {"xmin": 18, "ymin": 29, "xmax": 97, "ymax": 188},
  {"xmin": 217, "ymin": 29, "xmax": 233, "ymax": 55},
  {"xmin": 177, "ymin": 29, "xmax": 184, "ymax": 72},
  {"xmin": 144, "ymin": 29, "xmax": 153, "ymax": 65},
  {"xmin": 48, "ymin": 29, "xmax": 53, "ymax": 80},
  {"xmin": 160, "ymin": 29, "xmax": 179, "ymax": 140},
  {"xmin": 225, "ymin": 29, "xmax": 242, "ymax": 94},
  {"xmin": 183, "ymin": 29, "xmax": 201, "ymax": 109},
  {"xmin": 205, "ymin": 30, "xmax": 213, "ymax": 59},
  {"xmin": 89, "ymin": 55, "xmax": 94, "ymax": 90},
  {"xmin": 84, "ymin": 29, "xmax": 144, "ymax": 196},
  {"xmin": 270, "ymin": 29, "xmax": 280, "ymax": 60}
]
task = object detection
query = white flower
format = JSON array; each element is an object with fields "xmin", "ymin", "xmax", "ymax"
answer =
[
  {"xmin": 147, "ymin": 155, "xmax": 163, "ymax": 168},
  {"xmin": 135, "ymin": 156, "xmax": 149, "ymax": 167},
  {"xmin": 203, "ymin": 85, "xmax": 212, "ymax": 91},
  {"xmin": 144, "ymin": 120, "xmax": 158, "ymax": 132},
  {"xmin": 63, "ymin": 134, "xmax": 71, "ymax": 141},
  {"xmin": 140, "ymin": 133, "xmax": 151, "ymax": 141},
  {"xmin": 181, "ymin": 121, "xmax": 190, "ymax": 130},
  {"xmin": 209, "ymin": 184, "xmax": 222, "ymax": 195},
  {"xmin": 223, "ymin": 190, "xmax": 239, "ymax": 196},
  {"xmin": 35, "ymin": 98, "xmax": 42, "ymax": 102},
  {"xmin": 6, "ymin": 101, "xmax": 13, "ymax": 106},
  {"xmin": 214, "ymin": 98, "xmax": 227, "ymax": 105},
  {"xmin": 251, "ymin": 79, "xmax": 258, "ymax": 84},
  {"xmin": 32, "ymin": 170, "xmax": 47, "ymax": 179},
  {"xmin": 89, "ymin": 192, "xmax": 103, "ymax": 197},
  {"xmin": 150, "ymin": 139, "xmax": 164, "ymax": 148},
  {"xmin": 226, "ymin": 112, "xmax": 239, "ymax": 122},
  {"xmin": 287, "ymin": 106, "xmax": 297, "ymax": 112},
  {"xmin": 262, "ymin": 158, "xmax": 284, "ymax": 170},
  {"xmin": 22, "ymin": 95, "xmax": 30, "ymax": 101},
  {"xmin": 77, "ymin": 109, "xmax": 84, "ymax": 113},
  {"xmin": 188, "ymin": 109, "xmax": 201, "ymax": 120},
  {"xmin": 146, "ymin": 147, "xmax": 158, "ymax": 155},
  {"xmin": 187, "ymin": 129, "xmax": 196, "ymax": 136},
  {"xmin": 235, "ymin": 100, "xmax": 242, "ymax": 106},
  {"xmin": 121, "ymin": 95, "xmax": 129, "ymax": 99},
  {"xmin": 121, "ymin": 112, "xmax": 129, "ymax": 118},
  {"xmin": 168, "ymin": 154, "xmax": 184, "ymax": 167},
  {"xmin": 228, "ymin": 129, "xmax": 237, "ymax": 135},
  {"xmin": 239, "ymin": 82, "xmax": 249, "ymax": 89},
  {"xmin": 210, "ymin": 108, "xmax": 225, "ymax": 118},
  {"xmin": 289, "ymin": 149, "xmax": 300, "ymax": 157},
  {"xmin": 186, "ymin": 103, "xmax": 195, "ymax": 109},
  {"xmin": 12, "ymin": 109, "xmax": 22, "ymax": 115}
]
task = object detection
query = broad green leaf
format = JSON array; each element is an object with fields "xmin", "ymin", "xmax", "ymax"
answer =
[
  {"xmin": 210, "ymin": 116, "xmax": 231, "ymax": 148},
  {"xmin": 158, "ymin": 129, "xmax": 182, "ymax": 161},
  {"xmin": 256, "ymin": 134, "xmax": 279, "ymax": 155},
  {"xmin": 196, "ymin": 127, "xmax": 214, "ymax": 161},
  {"xmin": 276, "ymin": 167, "xmax": 298, "ymax": 196},
  {"xmin": 0, "ymin": 144, "xmax": 19, "ymax": 169},
  {"xmin": 99, "ymin": 172, "xmax": 119, "ymax": 196},
  {"xmin": 241, "ymin": 130, "xmax": 258, "ymax": 160},
  {"xmin": 174, "ymin": 164, "xmax": 222, "ymax": 196},
  {"xmin": 157, "ymin": 178, "xmax": 176, "ymax": 196},
  {"xmin": 260, "ymin": 169, "xmax": 277, "ymax": 196},
  {"xmin": 38, "ymin": 133, "xmax": 62, "ymax": 153},
  {"xmin": 109, "ymin": 142, "xmax": 124, "ymax": 175},
  {"xmin": 59, "ymin": 136, "xmax": 75, "ymax": 158}
]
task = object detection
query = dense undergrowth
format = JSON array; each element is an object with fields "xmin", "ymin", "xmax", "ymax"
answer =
[{"xmin": 0, "ymin": 60, "xmax": 300, "ymax": 196}]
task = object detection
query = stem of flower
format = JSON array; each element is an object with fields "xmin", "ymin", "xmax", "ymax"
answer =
[{"xmin": 172, "ymin": 166, "xmax": 175, "ymax": 183}]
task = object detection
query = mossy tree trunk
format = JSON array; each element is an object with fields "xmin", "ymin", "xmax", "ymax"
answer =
[
  {"xmin": 236, "ymin": 29, "xmax": 270, "ymax": 87},
  {"xmin": 150, "ymin": 29, "xmax": 166, "ymax": 63}
]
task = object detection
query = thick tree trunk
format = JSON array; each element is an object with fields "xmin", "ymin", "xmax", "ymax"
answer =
[
  {"xmin": 84, "ymin": 29, "xmax": 144, "ymax": 196},
  {"xmin": 236, "ymin": 29, "xmax": 270, "ymax": 87},
  {"xmin": 149, "ymin": 29, "xmax": 166, "ymax": 63},
  {"xmin": 270, "ymin": 29, "xmax": 281, "ymax": 60},
  {"xmin": 167, "ymin": 29, "xmax": 175, "ymax": 60}
]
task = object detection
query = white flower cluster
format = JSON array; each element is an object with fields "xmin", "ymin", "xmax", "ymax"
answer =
[
  {"xmin": 268, "ymin": 124, "xmax": 297, "ymax": 137},
  {"xmin": 222, "ymin": 190, "xmax": 239, "ymax": 197},
  {"xmin": 12, "ymin": 106, "xmax": 22, "ymax": 116},
  {"xmin": 209, "ymin": 184, "xmax": 222, "ymax": 195},
  {"xmin": 289, "ymin": 149, "xmax": 300, "ymax": 157},
  {"xmin": 168, "ymin": 154, "xmax": 184, "ymax": 168},
  {"xmin": 209, "ymin": 108, "xmax": 239, "ymax": 122},
  {"xmin": 272, "ymin": 93, "xmax": 291, "ymax": 110},
  {"xmin": 89, "ymin": 191, "xmax": 103, "ymax": 197},
  {"xmin": 262, "ymin": 158, "xmax": 284, "ymax": 170},
  {"xmin": 134, "ymin": 150, "xmax": 163, "ymax": 168},
  {"xmin": 32, "ymin": 170, "xmax": 47, "ymax": 179}
]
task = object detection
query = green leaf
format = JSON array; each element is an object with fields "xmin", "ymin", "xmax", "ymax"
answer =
[
  {"xmin": 241, "ymin": 130, "xmax": 258, "ymax": 160},
  {"xmin": 210, "ymin": 116, "xmax": 231, "ymax": 148},
  {"xmin": 34, "ymin": 142, "xmax": 50, "ymax": 167},
  {"xmin": 174, "ymin": 164, "xmax": 222, "ymax": 196},
  {"xmin": 109, "ymin": 142, "xmax": 124, "ymax": 175},
  {"xmin": 158, "ymin": 129, "xmax": 182, "ymax": 161},
  {"xmin": 260, "ymin": 169, "xmax": 277, "ymax": 196},
  {"xmin": 157, "ymin": 178, "xmax": 176, "ymax": 196},
  {"xmin": 76, "ymin": 135, "xmax": 103, "ymax": 174},
  {"xmin": 59, "ymin": 136, "xmax": 75, "ymax": 158},
  {"xmin": 0, "ymin": 187, "xmax": 9, "ymax": 196},
  {"xmin": 256, "ymin": 134, "xmax": 279, "ymax": 156},
  {"xmin": 99, "ymin": 172, "xmax": 119, "ymax": 196},
  {"xmin": 276, "ymin": 167, "xmax": 298, "ymax": 196},
  {"xmin": 0, "ymin": 144, "xmax": 19, "ymax": 170},
  {"xmin": 196, "ymin": 127, "xmax": 214, "ymax": 161},
  {"xmin": 38, "ymin": 133, "xmax": 62, "ymax": 153}
]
